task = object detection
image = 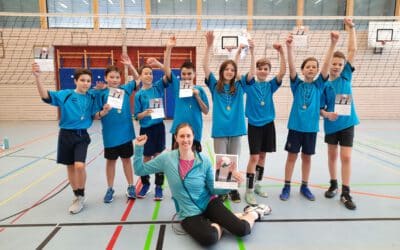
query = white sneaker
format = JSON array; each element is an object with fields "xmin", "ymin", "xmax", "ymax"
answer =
[
  {"xmin": 254, "ymin": 183, "xmax": 268, "ymax": 198},
  {"xmin": 243, "ymin": 203, "xmax": 272, "ymax": 220},
  {"xmin": 69, "ymin": 196, "xmax": 85, "ymax": 214}
]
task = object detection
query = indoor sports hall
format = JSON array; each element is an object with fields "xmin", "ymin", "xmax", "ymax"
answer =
[{"xmin": 0, "ymin": 1, "xmax": 399, "ymax": 249}]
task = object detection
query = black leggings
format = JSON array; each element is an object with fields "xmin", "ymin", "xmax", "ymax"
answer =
[
  {"xmin": 181, "ymin": 198, "xmax": 251, "ymax": 247},
  {"xmin": 140, "ymin": 173, "xmax": 164, "ymax": 186}
]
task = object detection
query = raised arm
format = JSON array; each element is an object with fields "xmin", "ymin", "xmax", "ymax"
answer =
[
  {"xmin": 320, "ymin": 32, "xmax": 339, "ymax": 79},
  {"xmin": 286, "ymin": 35, "xmax": 296, "ymax": 80},
  {"xmin": 273, "ymin": 43, "xmax": 286, "ymax": 82},
  {"xmin": 146, "ymin": 57, "xmax": 170, "ymax": 84},
  {"xmin": 344, "ymin": 17, "xmax": 357, "ymax": 65},
  {"xmin": 247, "ymin": 39, "xmax": 255, "ymax": 82},
  {"xmin": 121, "ymin": 54, "xmax": 139, "ymax": 81},
  {"xmin": 32, "ymin": 62, "xmax": 49, "ymax": 99},
  {"xmin": 203, "ymin": 31, "xmax": 214, "ymax": 81},
  {"xmin": 164, "ymin": 36, "xmax": 176, "ymax": 81}
]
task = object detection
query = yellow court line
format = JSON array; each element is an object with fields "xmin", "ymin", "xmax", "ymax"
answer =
[
  {"xmin": 0, "ymin": 166, "xmax": 63, "ymax": 207},
  {"xmin": 0, "ymin": 158, "xmax": 56, "ymax": 186}
]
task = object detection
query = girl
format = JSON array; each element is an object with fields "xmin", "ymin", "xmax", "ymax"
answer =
[{"xmin": 133, "ymin": 123, "xmax": 271, "ymax": 247}]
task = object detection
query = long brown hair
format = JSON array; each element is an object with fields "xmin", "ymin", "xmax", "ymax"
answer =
[{"xmin": 216, "ymin": 60, "xmax": 237, "ymax": 94}]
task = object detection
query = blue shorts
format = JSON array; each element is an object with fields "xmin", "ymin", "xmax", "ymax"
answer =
[
  {"xmin": 57, "ymin": 129, "xmax": 91, "ymax": 165},
  {"xmin": 140, "ymin": 122, "xmax": 166, "ymax": 156},
  {"xmin": 284, "ymin": 129, "xmax": 317, "ymax": 155}
]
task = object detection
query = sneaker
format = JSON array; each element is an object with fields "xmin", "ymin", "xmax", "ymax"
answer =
[
  {"xmin": 229, "ymin": 190, "xmax": 241, "ymax": 203},
  {"xmin": 245, "ymin": 191, "xmax": 258, "ymax": 205},
  {"xmin": 126, "ymin": 185, "xmax": 136, "ymax": 199},
  {"xmin": 154, "ymin": 186, "xmax": 163, "ymax": 201},
  {"xmin": 243, "ymin": 204, "xmax": 272, "ymax": 220},
  {"xmin": 137, "ymin": 184, "xmax": 150, "ymax": 198},
  {"xmin": 300, "ymin": 185, "xmax": 316, "ymax": 201},
  {"xmin": 103, "ymin": 187, "xmax": 115, "ymax": 203},
  {"xmin": 341, "ymin": 193, "xmax": 357, "ymax": 210},
  {"xmin": 279, "ymin": 185, "xmax": 290, "ymax": 201},
  {"xmin": 254, "ymin": 183, "xmax": 268, "ymax": 198},
  {"xmin": 324, "ymin": 185, "xmax": 338, "ymax": 198},
  {"xmin": 69, "ymin": 196, "xmax": 85, "ymax": 214},
  {"xmin": 219, "ymin": 194, "xmax": 228, "ymax": 202}
]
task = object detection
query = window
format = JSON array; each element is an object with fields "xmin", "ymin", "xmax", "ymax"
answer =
[
  {"xmin": 0, "ymin": 0, "xmax": 40, "ymax": 28},
  {"xmin": 99, "ymin": 0, "xmax": 145, "ymax": 29},
  {"xmin": 151, "ymin": 0, "xmax": 196, "ymax": 30},
  {"xmin": 202, "ymin": 0, "xmax": 247, "ymax": 30},
  {"xmin": 354, "ymin": 0, "xmax": 396, "ymax": 30},
  {"xmin": 47, "ymin": 0, "xmax": 93, "ymax": 28},
  {"xmin": 303, "ymin": 0, "xmax": 346, "ymax": 30},
  {"xmin": 253, "ymin": 0, "xmax": 296, "ymax": 30}
]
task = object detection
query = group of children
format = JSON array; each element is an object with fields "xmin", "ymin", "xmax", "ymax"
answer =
[{"xmin": 32, "ymin": 18, "xmax": 359, "ymax": 218}]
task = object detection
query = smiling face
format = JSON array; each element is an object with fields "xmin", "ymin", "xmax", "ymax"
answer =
[
  {"xmin": 180, "ymin": 67, "xmax": 195, "ymax": 83},
  {"xmin": 105, "ymin": 70, "xmax": 121, "ymax": 88},
  {"xmin": 175, "ymin": 124, "xmax": 194, "ymax": 151},
  {"xmin": 139, "ymin": 67, "xmax": 153, "ymax": 86},
  {"xmin": 222, "ymin": 63, "xmax": 236, "ymax": 82}
]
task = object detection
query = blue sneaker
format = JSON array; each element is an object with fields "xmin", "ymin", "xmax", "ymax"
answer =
[
  {"xmin": 126, "ymin": 185, "xmax": 136, "ymax": 199},
  {"xmin": 154, "ymin": 186, "xmax": 163, "ymax": 201},
  {"xmin": 103, "ymin": 187, "xmax": 115, "ymax": 203},
  {"xmin": 300, "ymin": 185, "xmax": 316, "ymax": 201},
  {"xmin": 137, "ymin": 184, "xmax": 150, "ymax": 198},
  {"xmin": 279, "ymin": 185, "xmax": 290, "ymax": 201}
]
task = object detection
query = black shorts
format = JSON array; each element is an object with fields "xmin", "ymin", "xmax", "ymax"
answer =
[
  {"xmin": 140, "ymin": 122, "xmax": 166, "ymax": 157},
  {"xmin": 247, "ymin": 121, "xmax": 276, "ymax": 155},
  {"xmin": 325, "ymin": 126, "xmax": 355, "ymax": 147},
  {"xmin": 284, "ymin": 129, "xmax": 317, "ymax": 155},
  {"xmin": 171, "ymin": 136, "xmax": 202, "ymax": 152},
  {"xmin": 57, "ymin": 129, "xmax": 91, "ymax": 165},
  {"xmin": 104, "ymin": 141, "xmax": 134, "ymax": 160}
]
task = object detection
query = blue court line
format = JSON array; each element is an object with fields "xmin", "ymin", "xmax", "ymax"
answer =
[
  {"xmin": 353, "ymin": 147, "xmax": 400, "ymax": 169},
  {"xmin": 0, "ymin": 150, "xmax": 56, "ymax": 180}
]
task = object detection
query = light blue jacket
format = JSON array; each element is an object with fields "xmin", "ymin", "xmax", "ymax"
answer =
[{"xmin": 134, "ymin": 145, "xmax": 225, "ymax": 219}]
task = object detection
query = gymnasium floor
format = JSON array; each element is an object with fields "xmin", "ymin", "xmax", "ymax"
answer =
[{"xmin": 0, "ymin": 119, "xmax": 399, "ymax": 250}]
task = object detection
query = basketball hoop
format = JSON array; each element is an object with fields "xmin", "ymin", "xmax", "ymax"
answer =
[{"xmin": 373, "ymin": 40, "xmax": 387, "ymax": 54}]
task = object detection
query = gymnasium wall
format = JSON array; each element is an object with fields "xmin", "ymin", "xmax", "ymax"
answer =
[{"xmin": 0, "ymin": 28, "xmax": 399, "ymax": 120}]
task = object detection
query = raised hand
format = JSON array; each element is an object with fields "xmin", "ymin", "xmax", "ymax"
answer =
[
  {"xmin": 135, "ymin": 134, "xmax": 148, "ymax": 146},
  {"xmin": 32, "ymin": 62, "xmax": 41, "ymax": 77},
  {"xmin": 248, "ymin": 39, "xmax": 255, "ymax": 53},
  {"xmin": 330, "ymin": 31, "xmax": 340, "ymax": 44},
  {"xmin": 286, "ymin": 35, "xmax": 293, "ymax": 47},
  {"xmin": 146, "ymin": 57, "xmax": 160, "ymax": 68},
  {"xmin": 205, "ymin": 31, "xmax": 214, "ymax": 47},
  {"xmin": 273, "ymin": 43, "xmax": 282, "ymax": 52},
  {"xmin": 344, "ymin": 17, "xmax": 355, "ymax": 28},
  {"xmin": 166, "ymin": 36, "xmax": 176, "ymax": 48},
  {"xmin": 121, "ymin": 53, "xmax": 132, "ymax": 66}
]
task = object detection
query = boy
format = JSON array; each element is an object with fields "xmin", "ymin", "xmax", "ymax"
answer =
[{"xmin": 32, "ymin": 62, "xmax": 109, "ymax": 214}]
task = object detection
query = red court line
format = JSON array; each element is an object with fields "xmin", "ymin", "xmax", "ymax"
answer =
[
  {"xmin": 265, "ymin": 175, "xmax": 400, "ymax": 200},
  {"xmin": 0, "ymin": 148, "xmax": 104, "ymax": 233},
  {"xmin": 106, "ymin": 180, "xmax": 142, "ymax": 250}
]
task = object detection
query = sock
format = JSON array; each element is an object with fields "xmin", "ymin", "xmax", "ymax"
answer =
[
  {"xmin": 342, "ymin": 185, "xmax": 350, "ymax": 194},
  {"xmin": 73, "ymin": 189, "xmax": 79, "ymax": 197},
  {"xmin": 215, "ymin": 169, "xmax": 220, "ymax": 181},
  {"xmin": 76, "ymin": 188, "xmax": 85, "ymax": 197},
  {"xmin": 301, "ymin": 181, "xmax": 308, "ymax": 187},
  {"xmin": 246, "ymin": 173, "xmax": 255, "ymax": 190},
  {"xmin": 330, "ymin": 179, "xmax": 338, "ymax": 189},
  {"xmin": 255, "ymin": 165, "xmax": 264, "ymax": 181},
  {"xmin": 141, "ymin": 175, "xmax": 150, "ymax": 185},
  {"xmin": 284, "ymin": 180, "xmax": 291, "ymax": 187}
]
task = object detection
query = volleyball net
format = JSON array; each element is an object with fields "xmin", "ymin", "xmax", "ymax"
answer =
[{"xmin": 1, "ymin": 13, "xmax": 400, "ymax": 87}]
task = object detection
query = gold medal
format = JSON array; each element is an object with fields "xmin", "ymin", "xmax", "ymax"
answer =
[
  {"xmin": 227, "ymin": 106, "xmax": 231, "ymax": 111},
  {"xmin": 261, "ymin": 101, "xmax": 265, "ymax": 106}
]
